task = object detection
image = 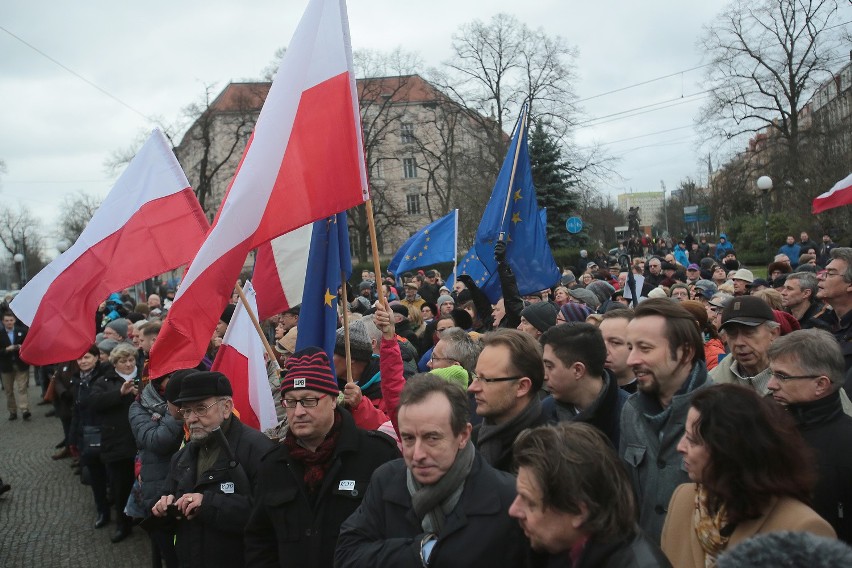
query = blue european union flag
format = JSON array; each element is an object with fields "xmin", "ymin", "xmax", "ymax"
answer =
[
  {"xmin": 387, "ymin": 210, "xmax": 458, "ymax": 277},
  {"xmin": 295, "ymin": 212, "xmax": 351, "ymax": 363},
  {"xmin": 447, "ymin": 246, "xmax": 492, "ymax": 291},
  {"xmin": 473, "ymin": 106, "xmax": 559, "ymax": 303}
]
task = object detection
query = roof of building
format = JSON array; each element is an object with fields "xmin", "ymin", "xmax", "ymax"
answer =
[{"xmin": 207, "ymin": 74, "xmax": 447, "ymax": 114}]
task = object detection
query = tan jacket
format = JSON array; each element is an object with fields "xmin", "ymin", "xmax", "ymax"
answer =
[{"xmin": 661, "ymin": 483, "xmax": 836, "ymax": 568}]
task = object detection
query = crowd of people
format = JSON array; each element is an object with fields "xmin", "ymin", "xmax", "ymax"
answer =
[{"xmin": 1, "ymin": 227, "xmax": 851, "ymax": 567}]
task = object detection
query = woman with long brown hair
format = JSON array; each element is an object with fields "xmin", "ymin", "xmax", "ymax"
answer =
[{"xmin": 662, "ymin": 384, "xmax": 835, "ymax": 567}]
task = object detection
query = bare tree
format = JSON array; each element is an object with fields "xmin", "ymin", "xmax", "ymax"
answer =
[
  {"xmin": 57, "ymin": 192, "xmax": 102, "ymax": 244},
  {"xmin": 698, "ymin": 0, "xmax": 849, "ymax": 204},
  {"xmin": 174, "ymin": 82, "xmax": 262, "ymax": 217},
  {"xmin": 348, "ymin": 49, "xmax": 422, "ymax": 263},
  {"xmin": 0, "ymin": 205, "xmax": 46, "ymax": 285}
]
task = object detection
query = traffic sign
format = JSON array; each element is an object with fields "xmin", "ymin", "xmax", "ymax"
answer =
[{"xmin": 565, "ymin": 216, "xmax": 583, "ymax": 234}]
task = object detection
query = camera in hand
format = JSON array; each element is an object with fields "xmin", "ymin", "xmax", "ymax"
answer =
[{"xmin": 133, "ymin": 376, "xmax": 141, "ymax": 388}]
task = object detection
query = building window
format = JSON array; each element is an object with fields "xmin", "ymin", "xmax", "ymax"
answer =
[
  {"xmin": 403, "ymin": 158, "xmax": 418, "ymax": 179},
  {"xmin": 406, "ymin": 193, "xmax": 421, "ymax": 215},
  {"xmin": 372, "ymin": 159, "xmax": 384, "ymax": 179},
  {"xmin": 400, "ymin": 123, "xmax": 414, "ymax": 144}
]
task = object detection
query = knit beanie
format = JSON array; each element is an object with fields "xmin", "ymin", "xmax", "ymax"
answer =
[
  {"xmin": 280, "ymin": 347, "xmax": 340, "ymax": 396},
  {"xmin": 334, "ymin": 320, "xmax": 373, "ymax": 362},
  {"xmin": 105, "ymin": 318, "xmax": 129, "ymax": 339},
  {"xmin": 428, "ymin": 365, "xmax": 469, "ymax": 393},
  {"xmin": 586, "ymin": 281, "xmax": 616, "ymax": 305},
  {"xmin": 647, "ymin": 287, "xmax": 669, "ymax": 299},
  {"xmin": 520, "ymin": 302, "xmax": 559, "ymax": 333},
  {"xmin": 559, "ymin": 302, "xmax": 591, "ymax": 323},
  {"xmin": 437, "ymin": 295, "xmax": 455, "ymax": 310}
]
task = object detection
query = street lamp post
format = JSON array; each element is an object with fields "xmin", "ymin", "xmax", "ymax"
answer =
[
  {"xmin": 756, "ymin": 176, "xmax": 773, "ymax": 259},
  {"xmin": 13, "ymin": 252, "xmax": 27, "ymax": 286}
]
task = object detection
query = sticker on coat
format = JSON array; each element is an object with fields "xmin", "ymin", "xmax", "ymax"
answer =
[{"xmin": 220, "ymin": 482, "xmax": 235, "ymax": 494}]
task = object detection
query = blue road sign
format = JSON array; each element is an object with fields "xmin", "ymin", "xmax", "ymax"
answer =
[{"xmin": 565, "ymin": 216, "xmax": 583, "ymax": 234}]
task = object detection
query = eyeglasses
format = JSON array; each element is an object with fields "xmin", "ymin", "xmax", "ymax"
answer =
[
  {"xmin": 282, "ymin": 394, "xmax": 329, "ymax": 408},
  {"xmin": 429, "ymin": 355, "xmax": 455, "ymax": 364},
  {"xmin": 769, "ymin": 371, "xmax": 822, "ymax": 382},
  {"xmin": 471, "ymin": 375, "xmax": 521, "ymax": 384},
  {"xmin": 817, "ymin": 270, "xmax": 845, "ymax": 280},
  {"xmin": 179, "ymin": 399, "xmax": 225, "ymax": 418}
]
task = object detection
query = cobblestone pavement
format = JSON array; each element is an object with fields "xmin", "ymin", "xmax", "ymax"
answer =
[{"xmin": 0, "ymin": 380, "xmax": 150, "ymax": 567}]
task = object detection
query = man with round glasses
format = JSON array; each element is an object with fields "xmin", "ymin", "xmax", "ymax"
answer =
[
  {"xmin": 151, "ymin": 371, "xmax": 274, "ymax": 567},
  {"xmin": 245, "ymin": 347, "xmax": 399, "ymax": 567}
]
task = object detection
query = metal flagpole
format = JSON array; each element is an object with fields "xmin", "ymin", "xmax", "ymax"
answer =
[{"xmin": 498, "ymin": 105, "xmax": 528, "ymax": 243}]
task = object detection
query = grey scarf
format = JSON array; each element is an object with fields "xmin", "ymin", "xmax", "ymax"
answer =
[
  {"xmin": 139, "ymin": 383, "xmax": 168, "ymax": 417},
  {"xmin": 406, "ymin": 441, "xmax": 475, "ymax": 535},
  {"xmin": 476, "ymin": 396, "xmax": 542, "ymax": 466}
]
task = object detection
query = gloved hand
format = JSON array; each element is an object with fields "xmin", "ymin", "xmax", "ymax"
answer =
[{"xmin": 494, "ymin": 240, "xmax": 507, "ymax": 262}]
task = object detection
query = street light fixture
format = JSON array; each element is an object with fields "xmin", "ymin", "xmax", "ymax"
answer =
[
  {"xmin": 756, "ymin": 176, "xmax": 773, "ymax": 257},
  {"xmin": 13, "ymin": 252, "xmax": 27, "ymax": 286}
]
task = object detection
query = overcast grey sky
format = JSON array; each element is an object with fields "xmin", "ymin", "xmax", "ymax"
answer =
[{"xmin": 2, "ymin": 1, "xmax": 849, "ymax": 256}]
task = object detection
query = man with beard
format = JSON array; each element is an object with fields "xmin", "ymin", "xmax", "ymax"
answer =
[
  {"xmin": 620, "ymin": 299, "xmax": 710, "ymax": 543},
  {"xmin": 510, "ymin": 423, "xmax": 672, "ymax": 567},
  {"xmin": 152, "ymin": 372, "xmax": 274, "ymax": 567}
]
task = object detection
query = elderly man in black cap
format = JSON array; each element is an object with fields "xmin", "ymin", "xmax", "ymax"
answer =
[
  {"xmin": 245, "ymin": 347, "xmax": 399, "ymax": 567},
  {"xmin": 152, "ymin": 371, "xmax": 274, "ymax": 568}
]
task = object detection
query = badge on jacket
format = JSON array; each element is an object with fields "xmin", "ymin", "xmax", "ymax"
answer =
[{"xmin": 220, "ymin": 482, "xmax": 235, "ymax": 494}]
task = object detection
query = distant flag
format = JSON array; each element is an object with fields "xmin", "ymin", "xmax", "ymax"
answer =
[
  {"xmin": 812, "ymin": 173, "xmax": 852, "ymax": 214},
  {"xmin": 252, "ymin": 224, "xmax": 313, "ymax": 320},
  {"xmin": 472, "ymin": 106, "xmax": 559, "ymax": 303},
  {"xmin": 150, "ymin": 0, "xmax": 369, "ymax": 377},
  {"xmin": 294, "ymin": 212, "xmax": 352, "ymax": 364},
  {"xmin": 11, "ymin": 129, "xmax": 209, "ymax": 365},
  {"xmin": 387, "ymin": 210, "xmax": 458, "ymax": 277},
  {"xmin": 210, "ymin": 281, "xmax": 278, "ymax": 431}
]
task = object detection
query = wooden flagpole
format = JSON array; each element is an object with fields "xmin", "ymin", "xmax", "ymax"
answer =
[
  {"xmin": 340, "ymin": 270, "xmax": 353, "ymax": 383},
  {"xmin": 234, "ymin": 281, "xmax": 280, "ymax": 370},
  {"xmin": 365, "ymin": 200, "xmax": 386, "ymax": 304}
]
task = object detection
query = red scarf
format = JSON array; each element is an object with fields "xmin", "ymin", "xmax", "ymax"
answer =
[{"xmin": 283, "ymin": 411, "xmax": 342, "ymax": 494}]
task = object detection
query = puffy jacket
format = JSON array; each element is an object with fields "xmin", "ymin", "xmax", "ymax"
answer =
[
  {"xmin": 87, "ymin": 366, "xmax": 138, "ymax": 463},
  {"xmin": 244, "ymin": 408, "xmax": 399, "ymax": 567},
  {"xmin": 129, "ymin": 383, "xmax": 185, "ymax": 511},
  {"xmin": 164, "ymin": 415, "xmax": 274, "ymax": 568}
]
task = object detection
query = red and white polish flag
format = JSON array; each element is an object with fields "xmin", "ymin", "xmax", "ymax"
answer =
[
  {"xmin": 253, "ymin": 225, "xmax": 313, "ymax": 321},
  {"xmin": 812, "ymin": 173, "xmax": 852, "ymax": 214},
  {"xmin": 210, "ymin": 281, "xmax": 278, "ymax": 431},
  {"xmin": 150, "ymin": 0, "xmax": 368, "ymax": 378},
  {"xmin": 11, "ymin": 129, "xmax": 209, "ymax": 366}
]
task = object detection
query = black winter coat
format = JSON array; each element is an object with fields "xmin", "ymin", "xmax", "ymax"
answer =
[
  {"xmin": 335, "ymin": 453, "xmax": 530, "ymax": 568},
  {"xmin": 164, "ymin": 415, "xmax": 274, "ymax": 568},
  {"xmin": 70, "ymin": 363, "xmax": 107, "ymax": 448},
  {"xmin": 88, "ymin": 366, "xmax": 138, "ymax": 463},
  {"xmin": 244, "ymin": 408, "xmax": 400, "ymax": 568},
  {"xmin": 530, "ymin": 530, "xmax": 672, "ymax": 568},
  {"xmin": 788, "ymin": 391, "xmax": 852, "ymax": 544}
]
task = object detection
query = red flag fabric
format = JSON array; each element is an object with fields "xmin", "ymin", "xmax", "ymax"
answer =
[
  {"xmin": 210, "ymin": 281, "xmax": 278, "ymax": 431},
  {"xmin": 253, "ymin": 224, "xmax": 313, "ymax": 321},
  {"xmin": 812, "ymin": 173, "xmax": 852, "ymax": 214},
  {"xmin": 150, "ymin": 0, "xmax": 368, "ymax": 377},
  {"xmin": 10, "ymin": 129, "xmax": 209, "ymax": 366}
]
